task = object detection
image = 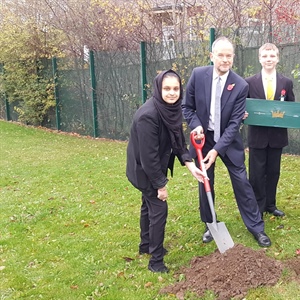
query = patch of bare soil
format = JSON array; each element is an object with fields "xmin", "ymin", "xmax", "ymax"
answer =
[
  {"xmin": 160, "ymin": 244, "xmax": 295, "ymax": 300},
  {"xmin": 283, "ymin": 257, "xmax": 300, "ymax": 281}
]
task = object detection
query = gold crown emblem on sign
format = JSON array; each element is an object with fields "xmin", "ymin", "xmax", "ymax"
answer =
[{"xmin": 271, "ymin": 110, "xmax": 285, "ymax": 118}]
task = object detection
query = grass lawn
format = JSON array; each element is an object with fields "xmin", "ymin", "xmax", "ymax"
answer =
[{"xmin": 0, "ymin": 120, "xmax": 300, "ymax": 299}]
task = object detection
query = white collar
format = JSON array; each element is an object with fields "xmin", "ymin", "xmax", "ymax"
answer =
[
  {"xmin": 213, "ymin": 70, "xmax": 229, "ymax": 82},
  {"xmin": 262, "ymin": 69, "xmax": 276, "ymax": 80}
]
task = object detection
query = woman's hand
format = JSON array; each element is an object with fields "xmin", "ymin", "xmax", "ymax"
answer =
[
  {"xmin": 157, "ymin": 186, "xmax": 168, "ymax": 201},
  {"xmin": 185, "ymin": 161, "xmax": 207, "ymax": 183}
]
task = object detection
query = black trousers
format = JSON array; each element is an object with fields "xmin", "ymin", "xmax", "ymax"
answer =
[
  {"xmin": 196, "ymin": 131, "xmax": 264, "ymax": 235},
  {"xmin": 140, "ymin": 189, "xmax": 168, "ymax": 267},
  {"xmin": 249, "ymin": 146, "xmax": 283, "ymax": 213}
]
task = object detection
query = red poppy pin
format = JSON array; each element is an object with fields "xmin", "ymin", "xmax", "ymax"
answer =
[
  {"xmin": 280, "ymin": 89, "xmax": 286, "ymax": 101},
  {"xmin": 227, "ymin": 83, "xmax": 235, "ymax": 91}
]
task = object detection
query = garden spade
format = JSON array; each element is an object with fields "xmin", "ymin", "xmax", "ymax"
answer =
[{"xmin": 190, "ymin": 132, "xmax": 234, "ymax": 254}]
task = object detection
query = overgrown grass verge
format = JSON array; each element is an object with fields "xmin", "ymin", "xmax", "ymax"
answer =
[{"xmin": 1, "ymin": 120, "xmax": 299, "ymax": 299}]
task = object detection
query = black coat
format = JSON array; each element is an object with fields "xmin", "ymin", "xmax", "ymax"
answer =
[
  {"xmin": 245, "ymin": 72, "xmax": 295, "ymax": 148},
  {"xmin": 126, "ymin": 98, "xmax": 191, "ymax": 192}
]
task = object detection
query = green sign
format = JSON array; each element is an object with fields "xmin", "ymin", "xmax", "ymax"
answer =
[{"xmin": 244, "ymin": 99, "xmax": 300, "ymax": 128}]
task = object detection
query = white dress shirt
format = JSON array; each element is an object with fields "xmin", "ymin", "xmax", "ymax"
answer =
[
  {"xmin": 262, "ymin": 69, "xmax": 276, "ymax": 99},
  {"xmin": 208, "ymin": 71, "xmax": 228, "ymax": 131}
]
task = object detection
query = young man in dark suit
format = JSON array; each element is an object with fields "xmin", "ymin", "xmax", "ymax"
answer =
[
  {"xmin": 182, "ymin": 37, "xmax": 271, "ymax": 247},
  {"xmin": 245, "ymin": 43, "xmax": 295, "ymax": 217}
]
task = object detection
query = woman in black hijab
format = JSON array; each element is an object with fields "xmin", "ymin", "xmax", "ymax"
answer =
[{"xmin": 126, "ymin": 70, "xmax": 204, "ymax": 273}]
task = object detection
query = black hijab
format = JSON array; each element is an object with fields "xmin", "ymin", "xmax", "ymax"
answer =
[{"xmin": 152, "ymin": 69, "xmax": 186, "ymax": 156}]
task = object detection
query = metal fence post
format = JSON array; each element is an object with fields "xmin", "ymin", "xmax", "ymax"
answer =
[
  {"xmin": 140, "ymin": 41, "xmax": 147, "ymax": 103},
  {"xmin": 89, "ymin": 50, "xmax": 98, "ymax": 138},
  {"xmin": 4, "ymin": 96, "xmax": 10, "ymax": 121},
  {"xmin": 210, "ymin": 28, "xmax": 215, "ymax": 65},
  {"xmin": 0, "ymin": 64, "xmax": 11, "ymax": 121},
  {"xmin": 52, "ymin": 57, "xmax": 61, "ymax": 130}
]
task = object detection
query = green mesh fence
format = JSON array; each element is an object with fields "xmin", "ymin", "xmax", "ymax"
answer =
[
  {"xmin": 1, "ymin": 38, "xmax": 300, "ymax": 154},
  {"xmin": 93, "ymin": 50, "xmax": 141, "ymax": 140},
  {"xmin": 145, "ymin": 40, "xmax": 210, "ymax": 92},
  {"xmin": 54, "ymin": 57, "xmax": 94, "ymax": 136}
]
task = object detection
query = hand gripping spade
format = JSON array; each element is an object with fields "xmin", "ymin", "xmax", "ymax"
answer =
[{"xmin": 190, "ymin": 132, "xmax": 234, "ymax": 253}]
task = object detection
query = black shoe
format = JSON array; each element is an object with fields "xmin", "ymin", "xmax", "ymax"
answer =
[
  {"xmin": 271, "ymin": 209, "xmax": 285, "ymax": 217},
  {"xmin": 253, "ymin": 232, "xmax": 271, "ymax": 247},
  {"xmin": 202, "ymin": 228, "xmax": 213, "ymax": 243},
  {"xmin": 148, "ymin": 264, "xmax": 169, "ymax": 273},
  {"xmin": 139, "ymin": 247, "xmax": 168, "ymax": 256}
]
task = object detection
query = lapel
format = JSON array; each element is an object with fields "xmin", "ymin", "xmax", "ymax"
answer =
[
  {"xmin": 221, "ymin": 70, "xmax": 235, "ymax": 110},
  {"xmin": 275, "ymin": 73, "xmax": 284, "ymax": 100},
  {"xmin": 257, "ymin": 72, "xmax": 284, "ymax": 101},
  {"xmin": 204, "ymin": 67, "xmax": 213, "ymax": 113},
  {"xmin": 254, "ymin": 73, "xmax": 265, "ymax": 99}
]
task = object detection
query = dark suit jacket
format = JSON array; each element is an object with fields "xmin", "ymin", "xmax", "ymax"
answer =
[
  {"xmin": 182, "ymin": 66, "xmax": 248, "ymax": 167},
  {"xmin": 126, "ymin": 98, "xmax": 191, "ymax": 192},
  {"xmin": 245, "ymin": 72, "xmax": 295, "ymax": 148}
]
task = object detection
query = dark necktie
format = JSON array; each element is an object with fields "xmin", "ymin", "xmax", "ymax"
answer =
[{"xmin": 214, "ymin": 77, "xmax": 221, "ymax": 142}]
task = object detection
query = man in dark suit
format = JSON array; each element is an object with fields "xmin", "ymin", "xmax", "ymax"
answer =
[
  {"xmin": 245, "ymin": 43, "xmax": 295, "ymax": 217},
  {"xmin": 182, "ymin": 36, "xmax": 271, "ymax": 247}
]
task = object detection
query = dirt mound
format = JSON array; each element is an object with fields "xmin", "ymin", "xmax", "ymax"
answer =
[
  {"xmin": 161, "ymin": 244, "xmax": 284, "ymax": 300},
  {"xmin": 284, "ymin": 257, "xmax": 300, "ymax": 280}
]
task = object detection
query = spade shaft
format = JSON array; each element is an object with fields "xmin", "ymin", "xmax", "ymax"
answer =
[{"xmin": 190, "ymin": 132, "xmax": 234, "ymax": 253}]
